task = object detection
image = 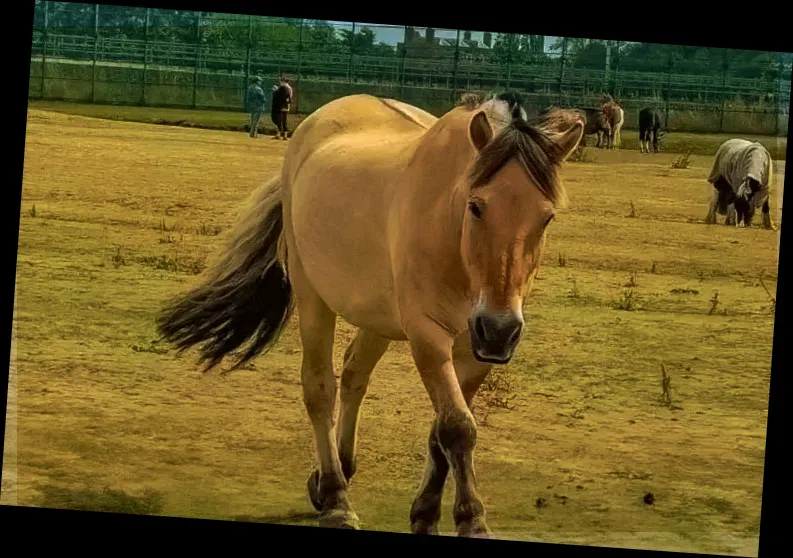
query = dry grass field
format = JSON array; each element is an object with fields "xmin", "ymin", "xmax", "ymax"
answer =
[{"xmin": 4, "ymin": 105, "xmax": 784, "ymax": 556}]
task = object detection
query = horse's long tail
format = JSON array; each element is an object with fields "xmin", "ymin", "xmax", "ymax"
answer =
[{"xmin": 156, "ymin": 176, "xmax": 294, "ymax": 373}]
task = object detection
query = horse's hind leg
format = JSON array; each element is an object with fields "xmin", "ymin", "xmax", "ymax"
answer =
[
  {"xmin": 705, "ymin": 189, "xmax": 720, "ymax": 224},
  {"xmin": 291, "ymin": 258, "xmax": 358, "ymax": 529},
  {"xmin": 410, "ymin": 331, "xmax": 492, "ymax": 536},
  {"xmin": 761, "ymin": 198, "xmax": 776, "ymax": 230},
  {"xmin": 335, "ymin": 329, "xmax": 391, "ymax": 483}
]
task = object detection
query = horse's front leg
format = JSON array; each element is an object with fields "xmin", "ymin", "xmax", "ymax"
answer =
[
  {"xmin": 410, "ymin": 331, "xmax": 492, "ymax": 535},
  {"xmin": 725, "ymin": 205, "xmax": 738, "ymax": 226},
  {"xmin": 407, "ymin": 321, "xmax": 490, "ymax": 538},
  {"xmin": 410, "ymin": 418, "xmax": 449, "ymax": 535},
  {"xmin": 761, "ymin": 198, "xmax": 776, "ymax": 230}
]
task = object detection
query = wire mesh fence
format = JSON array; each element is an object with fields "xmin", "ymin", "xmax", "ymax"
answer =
[{"xmin": 28, "ymin": 2, "xmax": 791, "ymax": 135}]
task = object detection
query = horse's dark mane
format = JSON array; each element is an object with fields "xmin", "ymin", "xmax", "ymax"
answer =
[{"xmin": 462, "ymin": 95, "xmax": 575, "ymax": 207}]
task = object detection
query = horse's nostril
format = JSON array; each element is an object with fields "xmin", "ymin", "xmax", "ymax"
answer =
[
  {"xmin": 474, "ymin": 316, "xmax": 486, "ymax": 341},
  {"xmin": 507, "ymin": 324, "xmax": 522, "ymax": 346}
]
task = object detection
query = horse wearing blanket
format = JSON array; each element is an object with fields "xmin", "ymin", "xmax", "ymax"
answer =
[
  {"xmin": 156, "ymin": 92, "xmax": 585, "ymax": 537},
  {"xmin": 705, "ymin": 138, "xmax": 776, "ymax": 229}
]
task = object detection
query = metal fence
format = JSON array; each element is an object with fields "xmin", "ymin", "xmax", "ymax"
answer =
[{"xmin": 27, "ymin": 3, "xmax": 791, "ymax": 135}]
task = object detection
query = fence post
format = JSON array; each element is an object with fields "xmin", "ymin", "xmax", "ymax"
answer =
[
  {"xmin": 91, "ymin": 4, "xmax": 99, "ymax": 103},
  {"xmin": 775, "ymin": 54, "xmax": 785, "ymax": 136},
  {"xmin": 348, "ymin": 22, "xmax": 356, "ymax": 85},
  {"xmin": 192, "ymin": 11, "xmax": 202, "ymax": 109},
  {"xmin": 141, "ymin": 8, "xmax": 150, "ymax": 105},
  {"xmin": 451, "ymin": 28, "xmax": 461, "ymax": 101},
  {"xmin": 604, "ymin": 40, "xmax": 611, "ymax": 94},
  {"xmin": 399, "ymin": 26, "xmax": 407, "ymax": 100},
  {"xmin": 664, "ymin": 50, "xmax": 673, "ymax": 129},
  {"xmin": 557, "ymin": 37, "xmax": 568, "ymax": 105},
  {"xmin": 719, "ymin": 50, "xmax": 729, "ymax": 133},
  {"xmin": 243, "ymin": 14, "xmax": 252, "ymax": 110},
  {"xmin": 41, "ymin": 1, "xmax": 49, "ymax": 100},
  {"xmin": 296, "ymin": 19, "xmax": 304, "ymax": 114},
  {"xmin": 505, "ymin": 34, "xmax": 513, "ymax": 90},
  {"xmin": 612, "ymin": 41, "xmax": 620, "ymax": 98}
]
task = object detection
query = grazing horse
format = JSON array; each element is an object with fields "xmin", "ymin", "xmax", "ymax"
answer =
[
  {"xmin": 638, "ymin": 107, "xmax": 662, "ymax": 153},
  {"xmin": 156, "ymin": 92, "xmax": 585, "ymax": 537},
  {"xmin": 600, "ymin": 96, "xmax": 625, "ymax": 150},
  {"xmin": 577, "ymin": 107, "xmax": 611, "ymax": 149},
  {"xmin": 705, "ymin": 138, "xmax": 776, "ymax": 229}
]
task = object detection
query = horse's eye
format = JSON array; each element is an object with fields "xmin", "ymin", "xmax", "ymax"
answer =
[{"xmin": 468, "ymin": 201, "xmax": 483, "ymax": 219}]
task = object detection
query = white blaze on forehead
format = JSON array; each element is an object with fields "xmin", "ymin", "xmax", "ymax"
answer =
[{"xmin": 480, "ymin": 95, "xmax": 527, "ymax": 130}]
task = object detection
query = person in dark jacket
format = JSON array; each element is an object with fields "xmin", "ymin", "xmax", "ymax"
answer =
[
  {"xmin": 246, "ymin": 76, "xmax": 266, "ymax": 138},
  {"xmin": 270, "ymin": 76, "xmax": 292, "ymax": 140}
]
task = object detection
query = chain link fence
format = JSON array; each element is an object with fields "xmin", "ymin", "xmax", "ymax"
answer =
[{"xmin": 28, "ymin": 2, "xmax": 791, "ymax": 135}]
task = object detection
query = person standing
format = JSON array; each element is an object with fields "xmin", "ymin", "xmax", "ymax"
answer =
[
  {"xmin": 246, "ymin": 76, "xmax": 266, "ymax": 138},
  {"xmin": 270, "ymin": 76, "xmax": 292, "ymax": 140}
]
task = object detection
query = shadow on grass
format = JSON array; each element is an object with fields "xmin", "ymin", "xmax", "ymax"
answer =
[
  {"xmin": 233, "ymin": 510, "xmax": 318, "ymax": 526},
  {"xmin": 31, "ymin": 485, "xmax": 166, "ymax": 516}
]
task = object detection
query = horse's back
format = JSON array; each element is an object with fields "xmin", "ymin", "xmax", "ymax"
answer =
[
  {"xmin": 709, "ymin": 138, "xmax": 770, "ymax": 185},
  {"xmin": 294, "ymin": 94, "xmax": 435, "ymax": 144}
]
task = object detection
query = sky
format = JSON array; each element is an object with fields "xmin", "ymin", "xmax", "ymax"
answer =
[{"xmin": 327, "ymin": 21, "xmax": 559, "ymax": 53}]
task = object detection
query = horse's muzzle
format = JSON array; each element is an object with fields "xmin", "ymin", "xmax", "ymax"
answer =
[{"xmin": 469, "ymin": 310, "xmax": 524, "ymax": 365}]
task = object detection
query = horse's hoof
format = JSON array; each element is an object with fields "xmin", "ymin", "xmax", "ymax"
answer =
[
  {"xmin": 319, "ymin": 508, "xmax": 360, "ymax": 530},
  {"xmin": 307, "ymin": 469, "xmax": 323, "ymax": 511},
  {"xmin": 457, "ymin": 517, "xmax": 491, "ymax": 538},
  {"xmin": 410, "ymin": 520, "xmax": 439, "ymax": 535}
]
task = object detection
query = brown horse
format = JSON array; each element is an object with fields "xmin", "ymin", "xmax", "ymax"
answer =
[
  {"xmin": 156, "ymin": 92, "xmax": 584, "ymax": 537},
  {"xmin": 577, "ymin": 107, "xmax": 611, "ymax": 149},
  {"xmin": 600, "ymin": 95, "xmax": 625, "ymax": 150}
]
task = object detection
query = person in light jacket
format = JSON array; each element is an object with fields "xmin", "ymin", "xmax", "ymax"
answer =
[{"xmin": 246, "ymin": 76, "xmax": 266, "ymax": 138}]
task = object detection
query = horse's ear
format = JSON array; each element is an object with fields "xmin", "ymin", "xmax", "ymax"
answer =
[
  {"xmin": 468, "ymin": 110, "xmax": 493, "ymax": 152},
  {"xmin": 550, "ymin": 119, "xmax": 586, "ymax": 161}
]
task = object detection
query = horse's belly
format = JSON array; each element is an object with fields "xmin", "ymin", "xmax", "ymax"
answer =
[{"xmin": 288, "ymin": 154, "xmax": 407, "ymax": 340}]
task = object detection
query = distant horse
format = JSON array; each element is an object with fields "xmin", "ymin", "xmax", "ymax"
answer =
[
  {"xmin": 638, "ymin": 107, "xmax": 662, "ymax": 153},
  {"xmin": 156, "ymin": 92, "xmax": 585, "ymax": 537},
  {"xmin": 705, "ymin": 138, "xmax": 776, "ymax": 229},
  {"xmin": 601, "ymin": 96, "xmax": 625, "ymax": 150},
  {"xmin": 577, "ymin": 107, "xmax": 611, "ymax": 148}
]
